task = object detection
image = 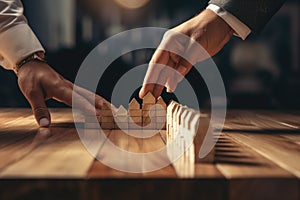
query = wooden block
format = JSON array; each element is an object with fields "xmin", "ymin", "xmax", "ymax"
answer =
[
  {"xmin": 166, "ymin": 101, "xmax": 177, "ymax": 141},
  {"xmin": 156, "ymin": 96, "xmax": 167, "ymax": 110},
  {"xmin": 84, "ymin": 116, "xmax": 99, "ymax": 123},
  {"xmin": 114, "ymin": 116, "xmax": 128, "ymax": 123},
  {"xmin": 142, "ymin": 123, "xmax": 157, "ymax": 129},
  {"xmin": 129, "ymin": 116, "xmax": 142, "ymax": 123},
  {"xmin": 156, "ymin": 109, "xmax": 166, "ymax": 116},
  {"xmin": 85, "ymin": 123, "xmax": 100, "ymax": 129},
  {"xmin": 142, "ymin": 110, "xmax": 155, "ymax": 117},
  {"xmin": 115, "ymin": 105, "xmax": 127, "ymax": 116},
  {"xmin": 100, "ymin": 122, "xmax": 115, "ymax": 129},
  {"xmin": 100, "ymin": 116, "xmax": 114, "ymax": 123},
  {"xmin": 142, "ymin": 110, "xmax": 149, "ymax": 116},
  {"xmin": 115, "ymin": 122, "xmax": 129, "ymax": 129},
  {"xmin": 173, "ymin": 104, "xmax": 182, "ymax": 134},
  {"xmin": 129, "ymin": 122, "xmax": 143, "ymax": 129},
  {"xmin": 142, "ymin": 103, "xmax": 155, "ymax": 110},
  {"xmin": 192, "ymin": 113, "xmax": 214, "ymax": 163},
  {"xmin": 156, "ymin": 116, "xmax": 166, "ymax": 123},
  {"xmin": 128, "ymin": 98, "xmax": 140, "ymax": 109},
  {"xmin": 128, "ymin": 109, "xmax": 142, "ymax": 117},
  {"xmin": 143, "ymin": 116, "xmax": 153, "ymax": 124},
  {"xmin": 143, "ymin": 92, "xmax": 156, "ymax": 104}
]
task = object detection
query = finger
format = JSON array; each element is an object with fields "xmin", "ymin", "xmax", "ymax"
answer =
[
  {"xmin": 65, "ymin": 80, "xmax": 102, "ymax": 108},
  {"xmin": 165, "ymin": 59, "xmax": 190, "ymax": 93},
  {"xmin": 139, "ymin": 49, "xmax": 170, "ymax": 99},
  {"xmin": 25, "ymin": 90, "xmax": 51, "ymax": 127},
  {"xmin": 176, "ymin": 58, "xmax": 193, "ymax": 77},
  {"xmin": 74, "ymin": 84, "xmax": 117, "ymax": 112},
  {"xmin": 139, "ymin": 83, "xmax": 156, "ymax": 99},
  {"xmin": 169, "ymin": 52, "xmax": 181, "ymax": 64},
  {"xmin": 65, "ymin": 79, "xmax": 118, "ymax": 113},
  {"xmin": 152, "ymin": 57, "xmax": 177, "ymax": 98},
  {"xmin": 52, "ymin": 85, "xmax": 99, "ymax": 116}
]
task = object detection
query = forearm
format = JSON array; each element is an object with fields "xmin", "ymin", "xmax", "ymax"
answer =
[
  {"xmin": 0, "ymin": 0, "xmax": 44, "ymax": 71},
  {"xmin": 207, "ymin": 4, "xmax": 251, "ymax": 40},
  {"xmin": 208, "ymin": 0, "xmax": 286, "ymax": 33}
]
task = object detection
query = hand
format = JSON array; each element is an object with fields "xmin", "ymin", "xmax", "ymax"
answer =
[
  {"xmin": 17, "ymin": 61, "xmax": 110, "ymax": 127},
  {"xmin": 139, "ymin": 9, "xmax": 233, "ymax": 98}
]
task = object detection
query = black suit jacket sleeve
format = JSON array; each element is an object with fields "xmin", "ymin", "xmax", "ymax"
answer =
[{"xmin": 208, "ymin": 0, "xmax": 286, "ymax": 33}]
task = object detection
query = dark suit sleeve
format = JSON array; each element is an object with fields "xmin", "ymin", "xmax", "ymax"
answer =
[{"xmin": 208, "ymin": 0, "xmax": 286, "ymax": 33}]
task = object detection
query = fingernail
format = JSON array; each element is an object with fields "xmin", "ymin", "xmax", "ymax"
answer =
[
  {"xmin": 166, "ymin": 87, "xmax": 173, "ymax": 93},
  {"xmin": 177, "ymin": 65, "xmax": 187, "ymax": 74},
  {"xmin": 39, "ymin": 118, "xmax": 50, "ymax": 127},
  {"xmin": 139, "ymin": 89, "xmax": 144, "ymax": 98}
]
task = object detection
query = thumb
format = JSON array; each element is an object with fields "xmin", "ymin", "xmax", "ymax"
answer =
[{"xmin": 27, "ymin": 93, "xmax": 51, "ymax": 127}]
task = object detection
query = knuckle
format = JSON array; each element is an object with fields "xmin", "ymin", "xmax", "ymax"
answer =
[{"xmin": 163, "ymin": 30, "xmax": 177, "ymax": 41}]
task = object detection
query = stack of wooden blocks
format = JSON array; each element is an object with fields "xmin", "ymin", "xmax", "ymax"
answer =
[
  {"xmin": 85, "ymin": 92, "xmax": 167, "ymax": 130},
  {"xmin": 84, "ymin": 92, "xmax": 215, "ymax": 173}
]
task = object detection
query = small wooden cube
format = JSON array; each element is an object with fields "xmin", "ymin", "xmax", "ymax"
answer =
[
  {"xmin": 100, "ymin": 122, "xmax": 115, "ymax": 129},
  {"xmin": 115, "ymin": 122, "xmax": 129, "ymax": 129},
  {"xmin": 128, "ymin": 109, "xmax": 142, "ymax": 117},
  {"xmin": 142, "ymin": 104, "xmax": 155, "ymax": 110},
  {"xmin": 156, "ymin": 109, "xmax": 166, "ymax": 117},
  {"xmin": 143, "ymin": 92, "xmax": 156, "ymax": 104},
  {"xmin": 114, "ymin": 116, "xmax": 128, "ymax": 123},
  {"xmin": 156, "ymin": 96, "xmax": 167, "ymax": 110},
  {"xmin": 129, "ymin": 116, "xmax": 142, "ymax": 123},
  {"xmin": 85, "ymin": 123, "xmax": 100, "ymax": 129},
  {"xmin": 156, "ymin": 116, "xmax": 166, "ymax": 123},
  {"xmin": 129, "ymin": 122, "xmax": 143, "ymax": 129},
  {"xmin": 100, "ymin": 116, "xmax": 114, "ymax": 123},
  {"xmin": 84, "ymin": 116, "xmax": 99, "ymax": 123},
  {"xmin": 129, "ymin": 98, "xmax": 140, "ymax": 109}
]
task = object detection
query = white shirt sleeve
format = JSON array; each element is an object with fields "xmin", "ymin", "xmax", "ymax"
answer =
[
  {"xmin": 206, "ymin": 4, "xmax": 251, "ymax": 40},
  {"xmin": 0, "ymin": 0, "xmax": 44, "ymax": 71}
]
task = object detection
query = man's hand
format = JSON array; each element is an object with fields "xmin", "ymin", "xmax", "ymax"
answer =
[
  {"xmin": 17, "ymin": 61, "xmax": 109, "ymax": 127},
  {"xmin": 139, "ymin": 9, "xmax": 233, "ymax": 99}
]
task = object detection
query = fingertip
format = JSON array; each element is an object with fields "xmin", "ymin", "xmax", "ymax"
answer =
[
  {"xmin": 39, "ymin": 118, "xmax": 50, "ymax": 127},
  {"xmin": 139, "ymin": 87, "xmax": 146, "ymax": 99},
  {"xmin": 166, "ymin": 87, "xmax": 173, "ymax": 93},
  {"xmin": 95, "ymin": 100, "xmax": 103, "ymax": 110}
]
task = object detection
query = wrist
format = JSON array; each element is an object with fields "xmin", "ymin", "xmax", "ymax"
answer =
[{"xmin": 15, "ymin": 51, "xmax": 46, "ymax": 75}]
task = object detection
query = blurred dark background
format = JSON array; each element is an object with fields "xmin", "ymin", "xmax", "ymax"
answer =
[{"xmin": 0, "ymin": 0, "xmax": 299, "ymax": 109}]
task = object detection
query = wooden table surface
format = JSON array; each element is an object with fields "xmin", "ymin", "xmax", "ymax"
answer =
[{"xmin": 0, "ymin": 108, "xmax": 299, "ymax": 200}]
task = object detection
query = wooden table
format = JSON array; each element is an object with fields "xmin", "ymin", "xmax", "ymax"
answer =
[{"xmin": 0, "ymin": 108, "xmax": 299, "ymax": 200}]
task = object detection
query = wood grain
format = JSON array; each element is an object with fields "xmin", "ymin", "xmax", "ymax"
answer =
[
  {"xmin": 0, "ymin": 109, "xmax": 95, "ymax": 178},
  {"xmin": 0, "ymin": 108, "xmax": 299, "ymax": 200},
  {"xmin": 216, "ymin": 133, "xmax": 298, "ymax": 200}
]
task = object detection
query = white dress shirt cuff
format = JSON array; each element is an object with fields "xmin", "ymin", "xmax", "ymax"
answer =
[
  {"xmin": 0, "ymin": 23, "xmax": 44, "ymax": 71},
  {"xmin": 207, "ymin": 4, "xmax": 251, "ymax": 40}
]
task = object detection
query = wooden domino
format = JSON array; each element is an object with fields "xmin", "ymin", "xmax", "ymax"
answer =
[
  {"xmin": 128, "ymin": 98, "xmax": 142, "ymax": 129},
  {"xmin": 129, "ymin": 98, "xmax": 140, "ymax": 109},
  {"xmin": 166, "ymin": 101, "xmax": 215, "ymax": 171},
  {"xmin": 114, "ymin": 105, "xmax": 128, "ymax": 130},
  {"xmin": 142, "ymin": 92, "xmax": 156, "ymax": 104}
]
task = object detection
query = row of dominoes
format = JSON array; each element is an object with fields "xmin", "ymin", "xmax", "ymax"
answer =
[
  {"xmin": 85, "ymin": 92, "xmax": 167, "ymax": 130},
  {"xmin": 166, "ymin": 101, "xmax": 215, "ymax": 168}
]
